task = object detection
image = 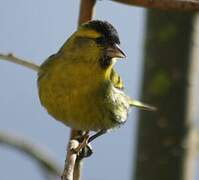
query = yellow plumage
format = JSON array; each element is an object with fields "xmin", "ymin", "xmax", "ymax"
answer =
[
  {"xmin": 37, "ymin": 20, "xmax": 155, "ymax": 133},
  {"xmin": 38, "ymin": 56, "xmax": 113, "ymax": 130}
]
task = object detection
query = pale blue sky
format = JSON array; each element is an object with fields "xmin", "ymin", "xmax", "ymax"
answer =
[{"xmin": 0, "ymin": 0, "xmax": 154, "ymax": 180}]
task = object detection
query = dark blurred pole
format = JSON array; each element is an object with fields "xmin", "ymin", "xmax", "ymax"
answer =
[{"xmin": 133, "ymin": 11, "xmax": 195, "ymax": 180}]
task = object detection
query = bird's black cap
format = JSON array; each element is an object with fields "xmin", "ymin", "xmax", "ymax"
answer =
[{"xmin": 83, "ymin": 20, "xmax": 120, "ymax": 45}]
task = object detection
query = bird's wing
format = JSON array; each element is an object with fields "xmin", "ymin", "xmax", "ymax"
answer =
[
  {"xmin": 110, "ymin": 69, "xmax": 156, "ymax": 111},
  {"xmin": 110, "ymin": 69, "xmax": 124, "ymax": 89}
]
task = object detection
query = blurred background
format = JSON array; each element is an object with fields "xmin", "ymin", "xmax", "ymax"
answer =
[{"xmin": 0, "ymin": 0, "xmax": 199, "ymax": 180}]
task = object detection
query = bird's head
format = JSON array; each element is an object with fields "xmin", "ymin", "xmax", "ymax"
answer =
[{"xmin": 66, "ymin": 20, "xmax": 126, "ymax": 69}]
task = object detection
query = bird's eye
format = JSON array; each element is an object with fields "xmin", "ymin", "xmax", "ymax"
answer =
[{"xmin": 96, "ymin": 37, "xmax": 107, "ymax": 45}]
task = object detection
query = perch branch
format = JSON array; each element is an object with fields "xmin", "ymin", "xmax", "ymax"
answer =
[
  {"xmin": 111, "ymin": 0, "xmax": 199, "ymax": 11},
  {"xmin": 73, "ymin": 158, "xmax": 83, "ymax": 180},
  {"xmin": 61, "ymin": 140, "xmax": 79, "ymax": 180},
  {"xmin": 78, "ymin": 0, "xmax": 96, "ymax": 25},
  {"xmin": 0, "ymin": 131, "xmax": 61, "ymax": 178},
  {"xmin": 0, "ymin": 53, "xmax": 39, "ymax": 71}
]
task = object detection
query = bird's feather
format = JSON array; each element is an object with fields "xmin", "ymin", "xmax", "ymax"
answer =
[
  {"xmin": 128, "ymin": 98, "xmax": 157, "ymax": 111},
  {"xmin": 110, "ymin": 69, "xmax": 124, "ymax": 89}
]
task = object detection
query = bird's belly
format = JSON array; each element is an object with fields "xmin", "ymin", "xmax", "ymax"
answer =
[
  {"xmin": 52, "ymin": 93, "xmax": 106, "ymax": 131},
  {"xmin": 38, "ymin": 68, "xmax": 130, "ymax": 131},
  {"xmin": 39, "ymin": 83, "xmax": 119, "ymax": 131}
]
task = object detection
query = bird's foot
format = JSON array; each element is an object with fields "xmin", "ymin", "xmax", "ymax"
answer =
[
  {"xmin": 73, "ymin": 132, "xmax": 89, "ymax": 153},
  {"xmin": 72, "ymin": 131, "xmax": 93, "ymax": 159},
  {"xmin": 71, "ymin": 130, "xmax": 107, "ymax": 159},
  {"xmin": 78, "ymin": 143, "xmax": 93, "ymax": 159}
]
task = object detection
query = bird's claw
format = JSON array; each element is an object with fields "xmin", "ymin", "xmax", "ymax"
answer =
[
  {"xmin": 71, "ymin": 132, "xmax": 93, "ymax": 159},
  {"xmin": 78, "ymin": 143, "xmax": 93, "ymax": 159},
  {"xmin": 72, "ymin": 133, "xmax": 89, "ymax": 154}
]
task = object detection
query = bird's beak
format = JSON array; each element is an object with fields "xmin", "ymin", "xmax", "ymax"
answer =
[{"xmin": 106, "ymin": 44, "xmax": 126, "ymax": 59}]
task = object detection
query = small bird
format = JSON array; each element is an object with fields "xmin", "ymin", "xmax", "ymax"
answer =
[{"xmin": 37, "ymin": 20, "xmax": 155, "ymax": 144}]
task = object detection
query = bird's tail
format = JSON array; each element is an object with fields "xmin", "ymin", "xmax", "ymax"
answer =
[{"xmin": 128, "ymin": 99, "xmax": 157, "ymax": 111}]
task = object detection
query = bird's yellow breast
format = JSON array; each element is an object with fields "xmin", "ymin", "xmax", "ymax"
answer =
[{"xmin": 38, "ymin": 58, "xmax": 115, "ymax": 131}]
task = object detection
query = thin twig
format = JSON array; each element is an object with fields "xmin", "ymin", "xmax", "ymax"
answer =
[
  {"xmin": 0, "ymin": 131, "xmax": 61, "ymax": 178},
  {"xmin": 73, "ymin": 158, "xmax": 83, "ymax": 180},
  {"xmin": 61, "ymin": 140, "xmax": 79, "ymax": 180},
  {"xmin": 111, "ymin": 0, "xmax": 199, "ymax": 11},
  {"xmin": 0, "ymin": 53, "xmax": 39, "ymax": 71}
]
